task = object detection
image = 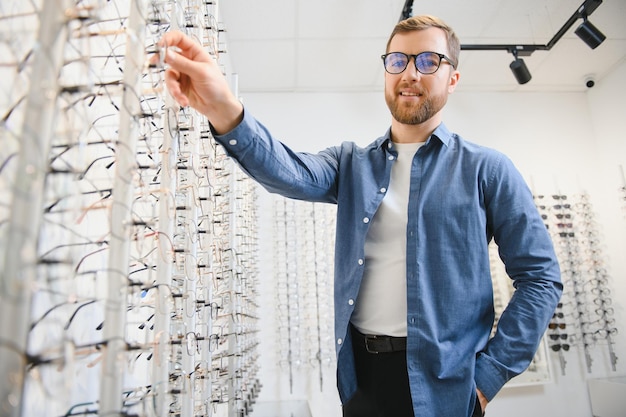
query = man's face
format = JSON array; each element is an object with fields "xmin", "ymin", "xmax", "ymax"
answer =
[{"xmin": 384, "ymin": 28, "xmax": 459, "ymax": 126}]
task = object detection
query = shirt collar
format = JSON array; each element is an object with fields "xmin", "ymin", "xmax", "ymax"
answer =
[{"xmin": 375, "ymin": 122, "xmax": 453, "ymax": 150}]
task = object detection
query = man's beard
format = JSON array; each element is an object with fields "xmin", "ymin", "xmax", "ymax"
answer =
[{"xmin": 385, "ymin": 87, "xmax": 447, "ymax": 125}]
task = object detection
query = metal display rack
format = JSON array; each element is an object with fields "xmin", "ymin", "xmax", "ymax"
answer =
[{"xmin": 0, "ymin": 1, "xmax": 260, "ymax": 416}]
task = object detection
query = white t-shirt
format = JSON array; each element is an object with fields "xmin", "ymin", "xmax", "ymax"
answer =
[{"xmin": 351, "ymin": 141, "xmax": 423, "ymax": 337}]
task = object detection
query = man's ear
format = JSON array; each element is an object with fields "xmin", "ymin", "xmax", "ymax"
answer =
[{"xmin": 448, "ymin": 69, "xmax": 460, "ymax": 93}]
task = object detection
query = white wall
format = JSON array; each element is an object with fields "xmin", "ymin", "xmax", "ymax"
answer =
[{"xmin": 242, "ymin": 57, "xmax": 626, "ymax": 417}]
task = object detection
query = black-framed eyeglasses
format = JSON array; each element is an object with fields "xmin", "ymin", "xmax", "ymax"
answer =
[{"xmin": 381, "ymin": 51, "xmax": 456, "ymax": 75}]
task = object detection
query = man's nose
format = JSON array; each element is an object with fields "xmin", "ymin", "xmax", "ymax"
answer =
[{"xmin": 401, "ymin": 56, "xmax": 421, "ymax": 81}]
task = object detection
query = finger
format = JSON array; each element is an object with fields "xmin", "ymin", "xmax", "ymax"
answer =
[
  {"xmin": 159, "ymin": 30, "xmax": 208, "ymax": 61},
  {"xmin": 159, "ymin": 38, "xmax": 215, "ymax": 91},
  {"xmin": 164, "ymin": 68, "xmax": 189, "ymax": 107},
  {"xmin": 162, "ymin": 47, "xmax": 205, "ymax": 82}
]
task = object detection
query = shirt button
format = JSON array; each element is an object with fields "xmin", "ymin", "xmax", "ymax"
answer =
[
  {"xmin": 410, "ymin": 317, "xmax": 416, "ymax": 324},
  {"xmin": 388, "ymin": 155, "xmax": 395, "ymax": 161},
  {"xmin": 358, "ymin": 258, "xmax": 364, "ymax": 265},
  {"xmin": 337, "ymin": 338, "xmax": 343, "ymax": 345},
  {"xmin": 348, "ymin": 299, "xmax": 354, "ymax": 306},
  {"xmin": 380, "ymin": 187, "xmax": 387, "ymax": 193},
  {"xmin": 363, "ymin": 217, "xmax": 370, "ymax": 224},
  {"xmin": 229, "ymin": 139, "xmax": 237, "ymax": 146}
]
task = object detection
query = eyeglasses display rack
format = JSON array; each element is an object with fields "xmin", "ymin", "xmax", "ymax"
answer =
[
  {"xmin": 0, "ymin": 1, "xmax": 260, "ymax": 417},
  {"xmin": 535, "ymin": 193, "xmax": 619, "ymax": 377},
  {"xmin": 272, "ymin": 198, "xmax": 336, "ymax": 394}
]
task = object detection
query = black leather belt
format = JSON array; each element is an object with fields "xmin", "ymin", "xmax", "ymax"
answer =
[{"xmin": 352, "ymin": 327, "xmax": 407, "ymax": 354}]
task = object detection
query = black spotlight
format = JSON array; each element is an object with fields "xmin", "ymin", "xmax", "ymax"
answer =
[
  {"xmin": 510, "ymin": 56, "xmax": 532, "ymax": 85},
  {"xmin": 575, "ymin": 18, "xmax": 606, "ymax": 49}
]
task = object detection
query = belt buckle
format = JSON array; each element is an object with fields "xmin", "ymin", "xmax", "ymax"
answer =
[{"xmin": 364, "ymin": 335, "xmax": 392, "ymax": 354}]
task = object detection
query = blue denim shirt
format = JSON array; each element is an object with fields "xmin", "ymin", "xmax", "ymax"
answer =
[{"xmin": 214, "ymin": 110, "xmax": 562, "ymax": 417}]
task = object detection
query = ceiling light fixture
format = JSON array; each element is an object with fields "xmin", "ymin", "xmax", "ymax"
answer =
[
  {"xmin": 509, "ymin": 51, "xmax": 532, "ymax": 84},
  {"xmin": 575, "ymin": 17, "xmax": 606, "ymax": 49},
  {"xmin": 457, "ymin": 0, "xmax": 605, "ymax": 84},
  {"xmin": 399, "ymin": 0, "xmax": 414, "ymax": 21}
]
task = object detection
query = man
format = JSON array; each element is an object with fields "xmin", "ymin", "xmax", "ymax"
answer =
[{"xmin": 159, "ymin": 15, "xmax": 562, "ymax": 417}]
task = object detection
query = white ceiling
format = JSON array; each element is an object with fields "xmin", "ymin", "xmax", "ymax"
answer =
[{"xmin": 219, "ymin": 0, "xmax": 626, "ymax": 93}]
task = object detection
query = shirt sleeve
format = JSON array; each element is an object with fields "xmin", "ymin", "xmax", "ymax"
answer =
[
  {"xmin": 211, "ymin": 109, "xmax": 340, "ymax": 203},
  {"xmin": 475, "ymin": 153, "xmax": 563, "ymax": 400}
]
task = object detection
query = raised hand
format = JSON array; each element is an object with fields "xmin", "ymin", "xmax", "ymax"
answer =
[{"xmin": 158, "ymin": 30, "xmax": 243, "ymax": 134}]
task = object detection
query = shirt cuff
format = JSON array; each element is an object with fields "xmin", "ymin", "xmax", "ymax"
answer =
[
  {"xmin": 209, "ymin": 107, "xmax": 253, "ymax": 155},
  {"xmin": 475, "ymin": 352, "xmax": 509, "ymax": 401}
]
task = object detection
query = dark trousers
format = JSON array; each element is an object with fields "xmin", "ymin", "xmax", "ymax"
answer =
[
  {"xmin": 342, "ymin": 326, "xmax": 484, "ymax": 417},
  {"xmin": 342, "ymin": 326, "xmax": 414, "ymax": 417}
]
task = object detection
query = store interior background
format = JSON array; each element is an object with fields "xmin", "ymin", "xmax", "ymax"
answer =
[{"xmin": 218, "ymin": 1, "xmax": 626, "ymax": 416}]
